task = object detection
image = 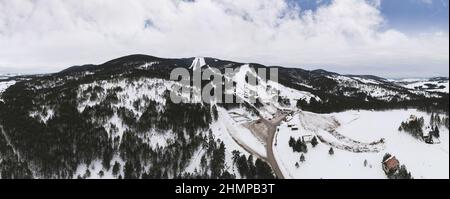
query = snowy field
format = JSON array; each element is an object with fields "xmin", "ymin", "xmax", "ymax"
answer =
[
  {"xmin": 0, "ymin": 80, "xmax": 16, "ymax": 94},
  {"xmin": 395, "ymin": 79, "xmax": 449, "ymax": 93},
  {"xmin": 275, "ymin": 109, "xmax": 449, "ymax": 179},
  {"xmin": 216, "ymin": 107, "xmax": 267, "ymax": 158},
  {"xmin": 0, "ymin": 80, "xmax": 16, "ymax": 102},
  {"xmin": 403, "ymin": 81, "xmax": 449, "ymax": 93}
]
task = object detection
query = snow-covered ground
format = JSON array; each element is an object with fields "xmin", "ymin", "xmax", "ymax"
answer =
[
  {"xmin": 231, "ymin": 64, "xmax": 318, "ymax": 117},
  {"xmin": 275, "ymin": 109, "xmax": 449, "ymax": 179},
  {"xmin": 392, "ymin": 78, "xmax": 449, "ymax": 93},
  {"xmin": 350, "ymin": 76, "xmax": 382, "ymax": 85},
  {"xmin": 327, "ymin": 75, "xmax": 411, "ymax": 101},
  {"xmin": 0, "ymin": 80, "xmax": 16, "ymax": 94},
  {"xmin": 401, "ymin": 80, "xmax": 449, "ymax": 93},
  {"xmin": 0, "ymin": 80, "xmax": 17, "ymax": 102},
  {"xmin": 216, "ymin": 107, "xmax": 267, "ymax": 158}
]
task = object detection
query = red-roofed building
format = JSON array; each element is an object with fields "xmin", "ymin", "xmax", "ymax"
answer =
[{"xmin": 382, "ymin": 155, "xmax": 400, "ymax": 174}]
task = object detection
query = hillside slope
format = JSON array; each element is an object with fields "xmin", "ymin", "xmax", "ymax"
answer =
[{"xmin": 0, "ymin": 55, "xmax": 448, "ymax": 179}]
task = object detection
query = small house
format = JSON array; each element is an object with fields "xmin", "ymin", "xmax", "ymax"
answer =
[
  {"xmin": 422, "ymin": 131, "xmax": 433, "ymax": 144},
  {"xmin": 302, "ymin": 135, "xmax": 314, "ymax": 143},
  {"xmin": 285, "ymin": 116, "xmax": 292, "ymax": 121},
  {"xmin": 408, "ymin": 115, "xmax": 417, "ymax": 122},
  {"xmin": 382, "ymin": 155, "xmax": 400, "ymax": 174}
]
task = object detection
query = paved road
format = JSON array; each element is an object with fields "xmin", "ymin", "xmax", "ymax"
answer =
[{"xmin": 258, "ymin": 112, "xmax": 290, "ymax": 179}]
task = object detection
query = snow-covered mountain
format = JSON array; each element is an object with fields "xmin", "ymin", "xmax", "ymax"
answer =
[{"xmin": 0, "ymin": 55, "xmax": 448, "ymax": 179}]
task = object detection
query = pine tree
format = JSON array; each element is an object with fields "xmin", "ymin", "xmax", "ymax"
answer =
[
  {"xmin": 311, "ymin": 136, "xmax": 319, "ymax": 147},
  {"xmin": 232, "ymin": 150, "xmax": 240, "ymax": 164},
  {"xmin": 433, "ymin": 126, "xmax": 440, "ymax": 138},
  {"xmin": 84, "ymin": 168, "xmax": 91, "ymax": 178},
  {"xmin": 102, "ymin": 145, "xmax": 113, "ymax": 170},
  {"xmin": 98, "ymin": 170, "xmax": 104, "ymax": 178},
  {"xmin": 301, "ymin": 141, "xmax": 308, "ymax": 153},
  {"xmin": 300, "ymin": 154, "xmax": 305, "ymax": 162},
  {"xmin": 296, "ymin": 99, "xmax": 308, "ymax": 109},
  {"xmin": 162, "ymin": 170, "xmax": 168, "ymax": 179},
  {"xmin": 212, "ymin": 105, "xmax": 218, "ymax": 121},
  {"xmin": 430, "ymin": 113, "xmax": 435, "ymax": 126},
  {"xmin": 255, "ymin": 158, "xmax": 275, "ymax": 179},
  {"xmin": 289, "ymin": 137, "xmax": 295, "ymax": 148},
  {"xmin": 236, "ymin": 155, "xmax": 249, "ymax": 178},
  {"xmin": 200, "ymin": 155, "xmax": 207, "ymax": 174},
  {"xmin": 329, "ymin": 147, "xmax": 334, "ymax": 155},
  {"xmin": 211, "ymin": 141, "xmax": 226, "ymax": 178},
  {"xmin": 436, "ymin": 115, "xmax": 441, "ymax": 126},
  {"xmin": 445, "ymin": 117, "xmax": 449, "ymax": 129},
  {"xmin": 396, "ymin": 165, "xmax": 412, "ymax": 179},
  {"xmin": 112, "ymin": 161, "xmax": 121, "ymax": 177},
  {"xmin": 247, "ymin": 155, "xmax": 256, "ymax": 178},
  {"xmin": 124, "ymin": 161, "xmax": 136, "ymax": 179}
]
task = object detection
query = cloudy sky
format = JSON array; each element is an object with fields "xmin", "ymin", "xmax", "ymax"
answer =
[{"xmin": 0, "ymin": 0, "xmax": 448, "ymax": 77}]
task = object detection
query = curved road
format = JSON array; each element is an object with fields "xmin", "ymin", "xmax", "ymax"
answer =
[{"xmin": 258, "ymin": 112, "xmax": 290, "ymax": 179}]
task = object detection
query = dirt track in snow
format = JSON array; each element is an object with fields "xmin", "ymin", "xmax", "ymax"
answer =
[{"xmin": 244, "ymin": 111, "xmax": 290, "ymax": 179}]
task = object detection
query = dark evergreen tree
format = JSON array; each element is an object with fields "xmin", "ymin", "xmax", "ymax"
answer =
[
  {"xmin": 98, "ymin": 170, "xmax": 104, "ymax": 178},
  {"xmin": 396, "ymin": 165, "xmax": 412, "ymax": 179},
  {"xmin": 328, "ymin": 147, "xmax": 334, "ymax": 155},
  {"xmin": 112, "ymin": 161, "xmax": 121, "ymax": 177},
  {"xmin": 232, "ymin": 150, "xmax": 240, "ymax": 164},
  {"xmin": 200, "ymin": 155, "xmax": 207, "ymax": 174},
  {"xmin": 124, "ymin": 161, "xmax": 136, "ymax": 179},
  {"xmin": 311, "ymin": 136, "xmax": 319, "ymax": 147},
  {"xmin": 399, "ymin": 116, "xmax": 425, "ymax": 138},
  {"xmin": 247, "ymin": 155, "xmax": 256, "ymax": 179},
  {"xmin": 210, "ymin": 141, "xmax": 226, "ymax": 178},
  {"xmin": 84, "ymin": 169, "xmax": 91, "ymax": 179},
  {"xmin": 289, "ymin": 137, "xmax": 295, "ymax": 148},
  {"xmin": 254, "ymin": 158, "xmax": 275, "ymax": 179},
  {"xmin": 235, "ymin": 155, "xmax": 249, "ymax": 178},
  {"xmin": 433, "ymin": 126, "xmax": 440, "ymax": 138}
]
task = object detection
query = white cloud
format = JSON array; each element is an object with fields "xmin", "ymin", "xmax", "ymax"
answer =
[
  {"xmin": 419, "ymin": 0, "xmax": 433, "ymax": 4},
  {"xmin": 0, "ymin": 0, "xmax": 448, "ymax": 77}
]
